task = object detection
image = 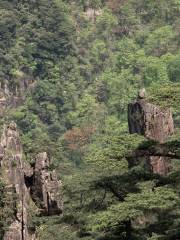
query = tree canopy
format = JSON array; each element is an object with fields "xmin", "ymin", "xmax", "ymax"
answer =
[{"xmin": 0, "ymin": 0, "xmax": 180, "ymax": 239}]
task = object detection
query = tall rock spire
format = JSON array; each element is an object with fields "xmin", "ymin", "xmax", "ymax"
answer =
[
  {"xmin": 128, "ymin": 90, "xmax": 174, "ymax": 175},
  {"xmin": 0, "ymin": 122, "xmax": 32, "ymax": 240},
  {"xmin": 31, "ymin": 152, "xmax": 63, "ymax": 215}
]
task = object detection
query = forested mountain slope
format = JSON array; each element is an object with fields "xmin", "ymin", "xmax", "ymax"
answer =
[{"xmin": 0, "ymin": 0, "xmax": 180, "ymax": 239}]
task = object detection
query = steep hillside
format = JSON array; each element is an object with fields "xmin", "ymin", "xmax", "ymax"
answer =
[{"xmin": 0, "ymin": 0, "xmax": 180, "ymax": 239}]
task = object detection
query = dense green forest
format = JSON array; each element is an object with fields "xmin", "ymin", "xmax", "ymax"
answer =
[{"xmin": 0, "ymin": 0, "xmax": 180, "ymax": 239}]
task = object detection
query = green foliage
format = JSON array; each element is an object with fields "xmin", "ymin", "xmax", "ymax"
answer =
[
  {"xmin": 90, "ymin": 186, "xmax": 180, "ymax": 239},
  {"xmin": 96, "ymin": 9, "xmax": 118, "ymax": 39},
  {"xmin": 0, "ymin": 0, "xmax": 180, "ymax": 239},
  {"xmin": 145, "ymin": 26, "xmax": 176, "ymax": 56},
  {"xmin": 93, "ymin": 187, "xmax": 179, "ymax": 229},
  {"xmin": 0, "ymin": 179, "xmax": 15, "ymax": 239},
  {"xmin": 168, "ymin": 54, "xmax": 180, "ymax": 82},
  {"xmin": 148, "ymin": 83, "xmax": 180, "ymax": 111}
]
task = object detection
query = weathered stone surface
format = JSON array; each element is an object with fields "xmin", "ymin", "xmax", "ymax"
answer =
[
  {"xmin": 83, "ymin": 1, "xmax": 102, "ymax": 22},
  {"xmin": 0, "ymin": 77, "xmax": 35, "ymax": 116},
  {"xmin": 24, "ymin": 161, "xmax": 34, "ymax": 178},
  {"xmin": 85, "ymin": 7, "xmax": 102, "ymax": 21},
  {"xmin": 0, "ymin": 122, "xmax": 33, "ymax": 240},
  {"xmin": 3, "ymin": 221, "xmax": 22, "ymax": 240},
  {"xmin": 0, "ymin": 123, "xmax": 63, "ymax": 239},
  {"xmin": 128, "ymin": 94, "xmax": 174, "ymax": 175},
  {"xmin": 128, "ymin": 99, "xmax": 174, "ymax": 143},
  {"xmin": 31, "ymin": 152, "xmax": 63, "ymax": 215},
  {"xmin": 138, "ymin": 88, "xmax": 146, "ymax": 99}
]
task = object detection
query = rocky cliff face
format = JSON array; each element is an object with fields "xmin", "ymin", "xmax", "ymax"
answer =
[
  {"xmin": 0, "ymin": 122, "xmax": 33, "ymax": 240},
  {"xmin": 0, "ymin": 76, "xmax": 35, "ymax": 117},
  {"xmin": 31, "ymin": 152, "xmax": 63, "ymax": 215},
  {"xmin": 0, "ymin": 122, "xmax": 62, "ymax": 240},
  {"xmin": 128, "ymin": 92, "xmax": 174, "ymax": 175}
]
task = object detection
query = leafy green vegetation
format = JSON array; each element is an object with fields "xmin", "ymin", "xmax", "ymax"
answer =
[{"xmin": 0, "ymin": 0, "xmax": 180, "ymax": 239}]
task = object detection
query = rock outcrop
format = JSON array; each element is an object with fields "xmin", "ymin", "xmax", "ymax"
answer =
[
  {"xmin": 128, "ymin": 90, "xmax": 174, "ymax": 174},
  {"xmin": 0, "ymin": 76, "xmax": 35, "ymax": 117},
  {"xmin": 0, "ymin": 122, "xmax": 62, "ymax": 240},
  {"xmin": 0, "ymin": 122, "xmax": 32, "ymax": 240},
  {"xmin": 83, "ymin": 1, "xmax": 102, "ymax": 22},
  {"xmin": 31, "ymin": 152, "xmax": 63, "ymax": 215},
  {"xmin": 85, "ymin": 7, "xmax": 102, "ymax": 22}
]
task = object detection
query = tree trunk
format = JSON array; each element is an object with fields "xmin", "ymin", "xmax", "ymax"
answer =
[{"xmin": 125, "ymin": 220, "xmax": 132, "ymax": 240}]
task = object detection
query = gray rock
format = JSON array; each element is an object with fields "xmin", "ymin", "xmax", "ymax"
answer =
[
  {"xmin": 1, "ymin": 123, "xmax": 63, "ymax": 240},
  {"xmin": 1, "ymin": 122, "xmax": 33, "ymax": 240},
  {"xmin": 128, "ymin": 96, "xmax": 174, "ymax": 175},
  {"xmin": 31, "ymin": 152, "xmax": 63, "ymax": 215}
]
